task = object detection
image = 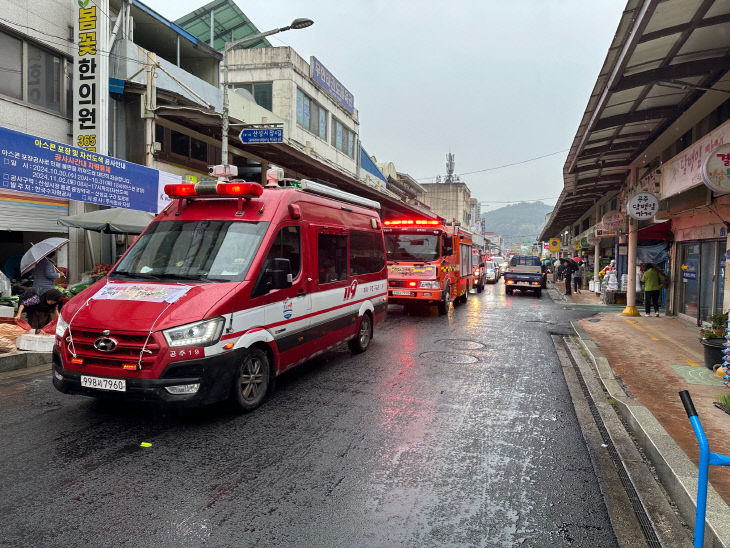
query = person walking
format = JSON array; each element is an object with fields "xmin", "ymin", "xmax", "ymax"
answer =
[
  {"xmin": 641, "ymin": 262, "xmax": 665, "ymax": 316},
  {"xmin": 573, "ymin": 260, "xmax": 584, "ymax": 294},
  {"xmin": 561, "ymin": 258, "xmax": 575, "ymax": 296},
  {"xmin": 557, "ymin": 260, "xmax": 565, "ymax": 282}
]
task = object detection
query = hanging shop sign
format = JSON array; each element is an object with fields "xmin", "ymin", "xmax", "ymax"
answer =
[
  {"xmin": 594, "ymin": 222, "xmax": 616, "ymax": 238},
  {"xmin": 0, "ymin": 126, "xmax": 177, "ymax": 213},
  {"xmin": 548, "ymin": 238, "xmax": 561, "ymax": 252},
  {"xmin": 73, "ymin": 0, "xmax": 109, "ymax": 154},
  {"xmin": 310, "ymin": 56, "xmax": 355, "ymax": 114},
  {"xmin": 573, "ymin": 241, "xmax": 582, "ymax": 250},
  {"xmin": 626, "ymin": 192, "xmax": 659, "ymax": 220},
  {"xmin": 701, "ymin": 143, "xmax": 730, "ymax": 194},
  {"xmin": 587, "ymin": 236, "xmax": 601, "ymax": 246},
  {"xmin": 580, "ymin": 237, "xmax": 591, "ymax": 249},
  {"xmin": 601, "ymin": 210, "xmax": 623, "ymax": 230}
]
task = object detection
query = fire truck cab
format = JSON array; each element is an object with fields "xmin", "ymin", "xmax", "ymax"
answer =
[{"xmin": 384, "ymin": 219, "xmax": 473, "ymax": 315}]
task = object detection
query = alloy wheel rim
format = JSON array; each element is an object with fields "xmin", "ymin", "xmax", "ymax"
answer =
[
  {"xmin": 359, "ymin": 316, "xmax": 371, "ymax": 347},
  {"xmin": 240, "ymin": 358, "xmax": 264, "ymax": 401}
]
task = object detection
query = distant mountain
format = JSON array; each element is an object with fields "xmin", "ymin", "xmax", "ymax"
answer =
[{"xmin": 480, "ymin": 202, "xmax": 552, "ymax": 250}]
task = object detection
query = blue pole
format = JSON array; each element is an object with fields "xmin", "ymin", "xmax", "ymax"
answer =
[{"xmin": 688, "ymin": 414, "xmax": 710, "ymax": 548}]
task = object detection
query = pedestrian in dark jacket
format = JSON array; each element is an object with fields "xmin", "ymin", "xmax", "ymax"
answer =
[{"xmin": 562, "ymin": 259, "xmax": 576, "ymax": 295}]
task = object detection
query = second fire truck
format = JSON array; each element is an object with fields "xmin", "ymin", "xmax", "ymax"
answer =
[{"xmin": 384, "ymin": 218, "xmax": 473, "ymax": 314}]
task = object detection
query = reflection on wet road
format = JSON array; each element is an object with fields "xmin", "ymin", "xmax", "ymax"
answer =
[{"xmin": 0, "ymin": 283, "xmax": 616, "ymax": 546}]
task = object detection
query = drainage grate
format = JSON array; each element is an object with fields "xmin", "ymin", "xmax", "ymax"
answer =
[{"xmin": 560, "ymin": 336, "xmax": 662, "ymax": 547}]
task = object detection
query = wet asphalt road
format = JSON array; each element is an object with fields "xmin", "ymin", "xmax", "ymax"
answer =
[{"xmin": 0, "ymin": 282, "xmax": 617, "ymax": 547}]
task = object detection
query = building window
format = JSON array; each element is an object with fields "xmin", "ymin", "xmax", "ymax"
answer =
[
  {"xmin": 169, "ymin": 129, "xmax": 211, "ymax": 165},
  {"xmin": 296, "ymin": 88, "xmax": 327, "ymax": 140},
  {"xmin": 233, "ymin": 82, "xmax": 272, "ymax": 111},
  {"xmin": 0, "ymin": 31, "xmax": 22, "ymax": 100},
  {"xmin": 0, "ymin": 30, "xmax": 70, "ymax": 116},
  {"xmin": 331, "ymin": 117, "xmax": 355, "ymax": 158},
  {"xmin": 27, "ymin": 43, "xmax": 61, "ymax": 112}
]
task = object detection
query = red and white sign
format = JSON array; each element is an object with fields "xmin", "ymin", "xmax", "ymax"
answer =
[
  {"xmin": 702, "ymin": 143, "xmax": 730, "ymax": 194},
  {"xmin": 626, "ymin": 192, "xmax": 659, "ymax": 220},
  {"xmin": 601, "ymin": 211, "xmax": 623, "ymax": 230}
]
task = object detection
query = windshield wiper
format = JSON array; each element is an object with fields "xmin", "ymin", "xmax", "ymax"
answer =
[
  {"xmin": 110, "ymin": 270, "xmax": 163, "ymax": 281},
  {"xmin": 161, "ymin": 273, "xmax": 230, "ymax": 283}
]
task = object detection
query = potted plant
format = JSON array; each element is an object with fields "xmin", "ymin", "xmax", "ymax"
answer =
[{"xmin": 700, "ymin": 312, "xmax": 727, "ymax": 370}]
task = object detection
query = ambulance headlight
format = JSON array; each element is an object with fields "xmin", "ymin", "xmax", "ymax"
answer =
[
  {"xmin": 163, "ymin": 317, "xmax": 224, "ymax": 347},
  {"xmin": 56, "ymin": 314, "xmax": 69, "ymax": 338}
]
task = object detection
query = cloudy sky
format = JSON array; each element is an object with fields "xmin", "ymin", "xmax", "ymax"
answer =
[{"xmin": 145, "ymin": 0, "xmax": 624, "ymax": 211}]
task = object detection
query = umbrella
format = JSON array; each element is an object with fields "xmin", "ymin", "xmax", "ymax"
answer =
[
  {"xmin": 571, "ymin": 256, "xmax": 583, "ymax": 262},
  {"xmin": 20, "ymin": 237, "xmax": 69, "ymax": 275},
  {"xmin": 57, "ymin": 207, "xmax": 154, "ymax": 234}
]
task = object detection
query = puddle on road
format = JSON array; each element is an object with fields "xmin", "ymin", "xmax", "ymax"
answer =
[
  {"xmin": 434, "ymin": 339, "xmax": 485, "ymax": 350},
  {"xmin": 419, "ymin": 351, "xmax": 479, "ymax": 364}
]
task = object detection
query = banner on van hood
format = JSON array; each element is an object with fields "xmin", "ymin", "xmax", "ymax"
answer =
[
  {"xmin": 0, "ymin": 126, "xmax": 178, "ymax": 213},
  {"xmin": 94, "ymin": 283, "xmax": 192, "ymax": 303}
]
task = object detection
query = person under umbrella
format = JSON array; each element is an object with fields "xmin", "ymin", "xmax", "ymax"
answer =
[
  {"xmin": 14, "ymin": 288, "xmax": 63, "ymax": 330},
  {"xmin": 33, "ymin": 252, "xmax": 61, "ymax": 296}
]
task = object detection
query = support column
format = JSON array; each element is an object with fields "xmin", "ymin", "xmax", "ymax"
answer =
[
  {"xmin": 623, "ymin": 217, "xmax": 640, "ymax": 316},
  {"xmin": 594, "ymin": 209, "xmax": 600, "ymax": 290},
  {"xmin": 723, "ymin": 227, "xmax": 730, "ymax": 314}
]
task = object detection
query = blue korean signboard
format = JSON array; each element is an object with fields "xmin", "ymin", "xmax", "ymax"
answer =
[
  {"xmin": 239, "ymin": 128, "xmax": 284, "ymax": 144},
  {"xmin": 310, "ymin": 56, "xmax": 354, "ymax": 114},
  {"xmin": 0, "ymin": 126, "xmax": 172, "ymax": 213}
]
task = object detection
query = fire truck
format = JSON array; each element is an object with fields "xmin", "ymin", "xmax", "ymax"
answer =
[{"xmin": 384, "ymin": 218, "xmax": 473, "ymax": 315}]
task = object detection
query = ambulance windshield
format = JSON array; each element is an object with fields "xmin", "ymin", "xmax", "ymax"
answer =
[
  {"xmin": 384, "ymin": 232, "xmax": 440, "ymax": 262},
  {"xmin": 112, "ymin": 220, "xmax": 269, "ymax": 283}
]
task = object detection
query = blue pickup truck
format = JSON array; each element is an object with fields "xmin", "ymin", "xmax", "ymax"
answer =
[{"xmin": 503, "ymin": 255, "xmax": 544, "ymax": 297}]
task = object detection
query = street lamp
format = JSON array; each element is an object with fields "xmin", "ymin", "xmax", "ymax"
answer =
[{"xmin": 220, "ymin": 18, "xmax": 314, "ymax": 164}]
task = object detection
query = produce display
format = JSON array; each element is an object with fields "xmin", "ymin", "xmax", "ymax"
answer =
[{"xmin": 90, "ymin": 263, "xmax": 113, "ymax": 278}]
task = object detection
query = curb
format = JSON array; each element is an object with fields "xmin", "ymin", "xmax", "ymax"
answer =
[
  {"xmin": 0, "ymin": 351, "xmax": 52, "ymax": 374},
  {"xmin": 571, "ymin": 320, "xmax": 730, "ymax": 548}
]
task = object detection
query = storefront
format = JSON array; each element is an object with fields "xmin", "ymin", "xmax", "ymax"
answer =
[{"xmin": 675, "ymin": 237, "xmax": 726, "ymax": 324}]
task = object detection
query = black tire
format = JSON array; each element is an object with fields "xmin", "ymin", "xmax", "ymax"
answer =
[
  {"xmin": 437, "ymin": 283, "xmax": 450, "ymax": 315},
  {"xmin": 506, "ymin": 287, "xmax": 513, "ymax": 295},
  {"xmin": 349, "ymin": 313, "xmax": 372, "ymax": 354},
  {"xmin": 535, "ymin": 289, "xmax": 542, "ymax": 298},
  {"xmin": 231, "ymin": 347, "xmax": 271, "ymax": 412},
  {"xmin": 476, "ymin": 281, "xmax": 483, "ymax": 293}
]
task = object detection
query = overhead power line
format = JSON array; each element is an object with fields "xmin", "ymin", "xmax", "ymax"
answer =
[{"xmin": 415, "ymin": 148, "xmax": 569, "ymax": 180}]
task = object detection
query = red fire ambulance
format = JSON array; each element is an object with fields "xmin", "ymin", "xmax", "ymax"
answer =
[
  {"xmin": 52, "ymin": 174, "xmax": 388, "ymax": 411},
  {"xmin": 383, "ymin": 219, "xmax": 473, "ymax": 314}
]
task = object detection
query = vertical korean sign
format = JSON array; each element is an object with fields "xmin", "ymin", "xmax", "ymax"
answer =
[{"xmin": 73, "ymin": 0, "xmax": 109, "ymax": 154}]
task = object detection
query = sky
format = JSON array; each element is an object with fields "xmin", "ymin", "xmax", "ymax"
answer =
[{"xmin": 144, "ymin": 0, "xmax": 624, "ymax": 211}]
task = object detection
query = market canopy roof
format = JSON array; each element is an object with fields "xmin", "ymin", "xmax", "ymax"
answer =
[
  {"xmin": 175, "ymin": 0, "xmax": 271, "ymax": 51},
  {"xmin": 58, "ymin": 207, "xmax": 154, "ymax": 234},
  {"xmin": 540, "ymin": 0, "xmax": 730, "ymax": 240}
]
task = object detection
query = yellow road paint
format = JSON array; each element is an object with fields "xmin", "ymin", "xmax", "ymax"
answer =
[
  {"xmin": 140, "ymin": 442, "xmax": 152, "ymax": 448},
  {"xmin": 623, "ymin": 318, "xmax": 660, "ymax": 341}
]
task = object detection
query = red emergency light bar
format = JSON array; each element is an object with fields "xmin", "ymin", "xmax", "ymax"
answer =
[
  {"xmin": 383, "ymin": 219, "xmax": 440, "ymax": 226},
  {"xmin": 164, "ymin": 181, "xmax": 264, "ymax": 199}
]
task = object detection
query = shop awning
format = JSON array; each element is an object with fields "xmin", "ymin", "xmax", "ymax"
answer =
[
  {"xmin": 540, "ymin": 0, "xmax": 730, "ymax": 240},
  {"xmin": 638, "ymin": 220, "xmax": 672, "ymax": 241}
]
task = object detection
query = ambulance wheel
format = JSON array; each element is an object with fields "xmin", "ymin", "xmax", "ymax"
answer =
[
  {"xmin": 231, "ymin": 347, "xmax": 271, "ymax": 412},
  {"xmin": 437, "ymin": 284, "xmax": 450, "ymax": 315},
  {"xmin": 349, "ymin": 312, "xmax": 372, "ymax": 354}
]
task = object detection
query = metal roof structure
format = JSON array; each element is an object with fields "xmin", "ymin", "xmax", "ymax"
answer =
[
  {"xmin": 540, "ymin": 0, "xmax": 730, "ymax": 240},
  {"xmin": 175, "ymin": 0, "xmax": 271, "ymax": 51}
]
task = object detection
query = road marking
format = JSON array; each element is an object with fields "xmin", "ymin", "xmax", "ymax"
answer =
[
  {"xmin": 622, "ymin": 318, "xmax": 703, "ymax": 366},
  {"xmin": 623, "ymin": 318, "xmax": 660, "ymax": 340}
]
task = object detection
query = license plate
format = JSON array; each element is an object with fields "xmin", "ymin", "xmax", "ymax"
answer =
[
  {"xmin": 392, "ymin": 290, "xmax": 412, "ymax": 295},
  {"xmin": 81, "ymin": 375, "xmax": 126, "ymax": 392}
]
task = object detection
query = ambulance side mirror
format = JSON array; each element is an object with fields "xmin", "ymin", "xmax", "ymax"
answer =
[{"xmin": 269, "ymin": 258, "xmax": 293, "ymax": 290}]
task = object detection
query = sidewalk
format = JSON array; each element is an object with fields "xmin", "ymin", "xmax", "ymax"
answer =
[{"xmin": 550, "ymin": 281, "xmax": 730, "ymax": 544}]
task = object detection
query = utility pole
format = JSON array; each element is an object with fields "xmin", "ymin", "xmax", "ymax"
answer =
[{"xmin": 143, "ymin": 52, "xmax": 157, "ymax": 168}]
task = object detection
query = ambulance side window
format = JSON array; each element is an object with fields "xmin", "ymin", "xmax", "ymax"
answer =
[
  {"xmin": 350, "ymin": 230, "xmax": 385, "ymax": 275},
  {"xmin": 251, "ymin": 226, "xmax": 301, "ymax": 297},
  {"xmin": 318, "ymin": 233, "xmax": 348, "ymax": 284}
]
